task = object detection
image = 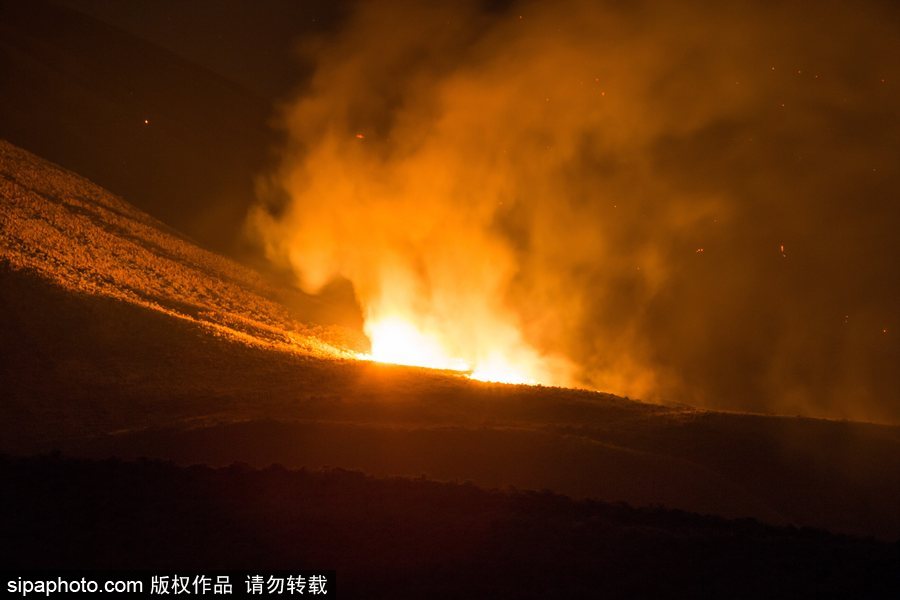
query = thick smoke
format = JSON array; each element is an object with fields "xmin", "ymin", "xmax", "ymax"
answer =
[{"xmin": 252, "ymin": 0, "xmax": 900, "ymax": 421}]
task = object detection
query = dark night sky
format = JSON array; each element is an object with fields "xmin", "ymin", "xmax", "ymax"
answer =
[
  {"xmin": 55, "ymin": 0, "xmax": 344, "ymax": 99},
  {"xmin": 3, "ymin": 0, "xmax": 899, "ymax": 422}
]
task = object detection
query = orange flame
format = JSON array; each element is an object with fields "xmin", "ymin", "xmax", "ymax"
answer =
[{"xmin": 359, "ymin": 315, "xmax": 547, "ymax": 385}]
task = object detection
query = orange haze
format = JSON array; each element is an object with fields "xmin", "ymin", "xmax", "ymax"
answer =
[{"xmin": 251, "ymin": 0, "xmax": 900, "ymax": 420}]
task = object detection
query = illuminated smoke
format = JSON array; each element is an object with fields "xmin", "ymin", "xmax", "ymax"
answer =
[{"xmin": 251, "ymin": 0, "xmax": 900, "ymax": 419}]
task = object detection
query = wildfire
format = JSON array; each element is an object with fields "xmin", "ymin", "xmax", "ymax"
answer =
[
  {"xmin": 358, "ymin": 316, "xmax": 541, "ymax": 385},
  {"xmin": 469, "ymin": 353, "xmax": 537, "ymax": 385},
  {"xmin": 362, "ymin": 316, "xmax": 470, "ymax": 372}
]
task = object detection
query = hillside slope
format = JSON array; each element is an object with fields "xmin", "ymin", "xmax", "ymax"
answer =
[
  {"xmin": 2, "ymin": 140, "xmax": 900, "ymax": 540},
  {"xmin": 0, "ymin": 139, "xmax": 358, "ymax": 356}
]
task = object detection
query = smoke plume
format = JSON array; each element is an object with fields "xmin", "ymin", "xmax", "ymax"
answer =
[{"xmin": 251, "ymin": 0, "xmax": 900, "ymax": 421}]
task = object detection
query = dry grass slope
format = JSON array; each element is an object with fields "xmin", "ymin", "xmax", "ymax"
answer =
[{"xmin": 0, "ymin": 140, "xmax": 352, "ymax": 357}]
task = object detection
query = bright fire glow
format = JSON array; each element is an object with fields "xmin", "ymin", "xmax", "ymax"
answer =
[
  {"xmin": 363, "ymin": 316, "xmax": 471, "ymax": 372},
  {"xmin": 469, "ymin": 353, "xmax": 537, "ymax": 385},
  {"xmin": 359, "ymin": 316, "xmax": 542, "ymax": 385}
]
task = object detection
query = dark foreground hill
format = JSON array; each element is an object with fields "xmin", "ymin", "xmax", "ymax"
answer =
[
  {"xmin": 2, "ymin": 139, "xmax": 900, "ymax": 546},
  {"xmin": 2, "ymin": 455, "xmax": 898, "ymax": 599}
]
